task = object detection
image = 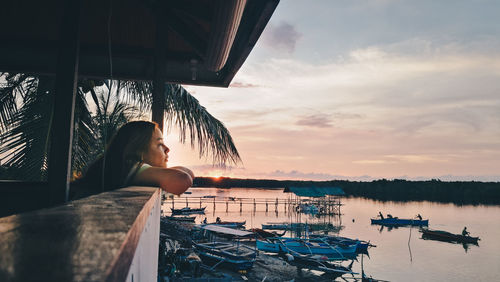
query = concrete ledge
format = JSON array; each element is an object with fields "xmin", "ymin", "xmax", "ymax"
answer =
[{"xmin": 0, "ymin": 186, "xmax": 161, "ymax": 282}]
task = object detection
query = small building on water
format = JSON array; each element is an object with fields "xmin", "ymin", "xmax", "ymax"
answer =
[
  {"xmin": 284, "ymin": 186, "xmax": 345, "ymax": 215},
  {"xmin": 283, "ymin": 186, "xmax": 345, "ymax": 235}
]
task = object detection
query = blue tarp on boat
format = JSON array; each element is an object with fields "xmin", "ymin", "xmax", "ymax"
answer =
[{"xmin": 284, "ymin": 186, "xmax": 345, "ymax": 197}]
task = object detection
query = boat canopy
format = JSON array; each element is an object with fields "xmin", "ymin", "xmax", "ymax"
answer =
[
  {"xmin": 202, "ymin": 225, "xmax": 254, "ymax": 238},
  {"xmin": 284, "ymin": 186, "xmax": 345, "ymax": 197}
]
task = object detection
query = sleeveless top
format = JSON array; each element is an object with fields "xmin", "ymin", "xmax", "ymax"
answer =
[{"xmin": 124, "ymin": 163, "xmax": 151, "ymax": 186}]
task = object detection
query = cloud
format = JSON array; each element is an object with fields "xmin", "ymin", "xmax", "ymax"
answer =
[
  {"xmin": 265, "ymin": 170, "xmax": 374, "ymax": 181},
  {"xmin": 296, "ymin": 114, "xmax": 333, "ymax": 128},
  {"xmin": 262, "ymin": 21, "xmax": 302, "ymax": 53},
  {"xmin": 172, "ymin": 36, "xmax": 500, "ymax": 181},
  {"xmin": 229, "ymin": 82, "xmax": 260, "ymax": 88}
]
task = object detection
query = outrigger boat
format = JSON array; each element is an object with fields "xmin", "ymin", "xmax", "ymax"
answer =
[
  {"xmin": 370, "ymin": 217, "xmax": 428, "ymax": 226},
  {"xmin": 257, "ymin": 237, "xmax": 357, "ymax": 259},
  {"xmin": 193, "ymin": 225, "xmax": 257, "ymax": 272},
  {"xmin": 171, "ymin": 206, "xmax": 206, "ymax": 215},
  {"xmin": 248, "ymin": 228, "xmax": 286, "ymax": 239},
  {"xmin": 163, "ymin": 215, "xmax": 196, "ymax": 222},
  {"xmin": 420, "ymin": 228, "xmax": 480, "ymax": 244},
  {"xmin": 309, "ymin": 234, "xmax": 374, "ymax": 253},
  {"xmin": 262, "ymin": 222, "xmax": 338, "ymax": 231},
  {"xmin": 279, "ymin": 250, "xmax": 357, "ymax": 279},
  {"xmin": 204, "ymin": 220, "xmax": 246, "ymax": 228}
]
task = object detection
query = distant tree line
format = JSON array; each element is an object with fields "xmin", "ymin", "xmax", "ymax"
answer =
[{"xmin": 194, "ymin": 177, "xmax": 500, "ymax": 205}]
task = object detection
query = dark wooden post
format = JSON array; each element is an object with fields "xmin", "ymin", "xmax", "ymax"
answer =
[
  {"xmin": 48, "ymin": 0, "xmax": 82, "ymax": 205},
  {"xmin": 152, "ymin": 16, "xmax": 168, "ymax": 131}
]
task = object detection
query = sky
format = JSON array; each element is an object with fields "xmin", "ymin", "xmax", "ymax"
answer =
[{"xmin": 166, "ymin": 0, "xmax": 500, "ymax": 182}]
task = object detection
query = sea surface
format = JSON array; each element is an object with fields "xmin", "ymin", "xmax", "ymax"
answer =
[{"xmin": 161, "ymin": 187, "xmax": 500, "ymax": 281}]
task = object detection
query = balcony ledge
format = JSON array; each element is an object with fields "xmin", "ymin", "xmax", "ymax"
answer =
[{"xmin": 0, "ymin": 186, "xmax": 161, "ymax": 282}]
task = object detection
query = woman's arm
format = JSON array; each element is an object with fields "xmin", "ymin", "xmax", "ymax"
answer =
[
  {"xmin": 169, "ymin": 166, "xmax": 195, "ymax": 179},
  {"xmin": 132, "ymin": 166, "xmax": 193, "ymax": 195}
]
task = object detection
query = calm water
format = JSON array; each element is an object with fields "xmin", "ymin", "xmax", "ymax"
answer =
[{"xmin": 162, "ymin": 187, "xmax": 500, "ymax": 281}]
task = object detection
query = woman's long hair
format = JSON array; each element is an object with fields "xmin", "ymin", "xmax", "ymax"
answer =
[{"xmin": 72, "ymin": 121, "xmax": 158, "ymax": 198}]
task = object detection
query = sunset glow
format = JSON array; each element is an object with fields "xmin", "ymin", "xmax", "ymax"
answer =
[{"xmin": 166, "ymin": 1, "xmax": 500, "ymax": 182}]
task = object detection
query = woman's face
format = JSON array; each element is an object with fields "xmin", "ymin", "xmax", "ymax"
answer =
[{"xmin": 142, "ymin": 127, "xmax": 169, "ymax": 167}]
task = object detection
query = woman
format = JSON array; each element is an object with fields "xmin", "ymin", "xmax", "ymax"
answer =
[{"xmin": 72, "ymin": 121, "xmax": 194, "ymax": 199}]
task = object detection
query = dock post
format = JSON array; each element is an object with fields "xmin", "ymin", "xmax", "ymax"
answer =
[
  {"xmin": 265, "ymin": 200, "xmax": 268, "ymax": 212},
  {"xmin": 200, "ymin": 198, "xmax": 202, "ymax": 208},
  {"xmin": 172, "ymin": 197, "xmax": 174, "ymax": 208},
  {"xmin": 186, "ymin": 197, "xmax": 188, "ymax": 207},
  {"xmin": 275, "ymin": 197, "xmax": 278, "ymax": 212},
  {"xmin": 226, "ymin": 201, "xmax": 228, "ymax": 212},
  {"xmin": 240, "ymin": 200, "xmax": 242, "ymax": 212},
  {"xmin": 253, "ymin": 199, "xmax": 256, "ymax": 212}
]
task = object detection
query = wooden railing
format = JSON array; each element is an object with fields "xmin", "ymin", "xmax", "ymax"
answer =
[{"xmin": 0, "ymin": 186, "xmax": 161, "ymax": 282}]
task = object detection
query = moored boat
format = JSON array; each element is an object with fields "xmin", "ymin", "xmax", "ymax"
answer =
[
  {"xmin": 261, "ymin": 222, "xmax": 288, "ymax": 230},
  {"xmin": 249, "ymin": 228, "xmax": 286, "ymax": 238},
  {"xmin": 257, "ymin": 237, "xmax": 357, "ymax": 259},
  {"xmin": 420, "ymin": 228, "xmax": 480, "ymax": 244},
  {"xmin": 193, "ymin": 241, "xmax": 256, "ymax": 271},
  {"xmin": 204, "ymin": 220, "xmax": 246, "ymax": 228},
  {"xmin": 171, "ymin": 206, "xmax": 206, "ymax": 215},
  {"xmin": 163, "ymin": 215, "xmax": 196, "ymax": 222},
  {"xmin": 262, "ymin": 222, "xmax": 339, "ymax": 231},
  {"xmin": 309, "ymin": 234, "xmax": 373, "ymax": 253},
  {"xmin": 193, "ymin": 225, "xmax": 257, "ymax": 272},
  {"xmin": 279, "ymin": 251, "xmax": 357, "ymax": 278}
]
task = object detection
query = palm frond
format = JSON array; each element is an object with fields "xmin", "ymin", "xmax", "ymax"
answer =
[
  {"xmin": 164, "ymin": 84, "xmax": 241, "ymax": 165},
  {"xmin": 71, "ymin": 88, "xmax": 97, "ymax": 177},
  {"xmin": 0, "ymin": 73, "xmax": 38, "ymax": 132},
  {"xmin": 87, "ymin": 85, "xmax": 140, "ymax": 151},
  {"xmin": 0, "ymin": 76, "xmax": 54, "ymax": 180},
  {"xmin": 118, "ymin": 80, "xmax": 153, "ymax": 111}
]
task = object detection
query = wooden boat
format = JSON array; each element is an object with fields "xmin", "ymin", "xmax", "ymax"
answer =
[
  {"xmin": 420, "ymin": 228, "xmax": 480, "ymax": 244},
  {"xmin": 279, "ymin": 251, "xmax": 357, "ymax": 278},
  {"xmin": 262, "ymin": 222, "xmax": 338, "ymax": 231},
  {"xmin": 257, "ymin": 237, "xmax": 357, "ymax": 259},
  {"xmin": 249, "ymin": 228, "xmax": 286, "ymax": 239},
  {"xmin": 309, "ymin": 234, "xmax": 373, "ymax": 253},
  {"xmin": 261, "ymin": 222, "xmax": 288, "ymax": 230},
  {"xmin": 163, "ymin": 215, "xmax": 196, "ymax": 222},
  {"xmin": 370, "ymin": 217, "xmax": 428, "ymax": 226},
  {"xmin": 193, "ymin": 241, "xmax": 256, "ymax": 271},
  {"xmin": 205, "ymin": 220, "xmax": 246, "ymax": 228},
  {"xmin": 193, "ymin": 225, "xmax": 257, "ymax": 272},
  {"xmin": 171, "ymin": 206, "xmax": 206, "ymax": 215}
]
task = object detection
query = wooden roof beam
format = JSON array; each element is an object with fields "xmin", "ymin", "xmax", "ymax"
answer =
[{"xmin": 164, "ymin": 9, "xmax": 207, "ymax": 61}]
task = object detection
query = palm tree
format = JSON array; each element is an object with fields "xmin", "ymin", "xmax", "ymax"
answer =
[{"xmin": 0, "ymin": 73, "xmax": 241, "ymax": 180}]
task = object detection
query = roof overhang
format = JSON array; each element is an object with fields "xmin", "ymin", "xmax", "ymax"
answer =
[{"xmin": 0, "ymin": 0, "xmax": 279, "ymax": 87}]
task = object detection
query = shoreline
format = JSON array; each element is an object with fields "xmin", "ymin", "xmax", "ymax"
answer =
[{"xmin": 192, "ymin": 177, "xmax": 500, "ymax": 205}]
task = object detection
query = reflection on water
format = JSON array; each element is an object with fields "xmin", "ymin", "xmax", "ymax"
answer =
[{"xmin": 162, "ymin": 187, "xmax": 500, "ymax": 282}]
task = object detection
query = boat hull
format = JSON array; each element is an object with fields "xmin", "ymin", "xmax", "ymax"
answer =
[
  {"xmin": 164, "ymin": 216, "xmax": 196, "ymax": 222},
  {"xmin": 420, "ymin": 229, "xmax": 479, "ymax": 244},
  {"xmin": 193, "ymin": 242, "xmax": 256, "ymax": 271},
  {"xmin": 257, "ymin": 238, "xmax": 356, "ymax": 259},
  {"xmin": 371, "ymin": 218, "xmax": 428, "ymax": 226},
  {"xmin": 309, "ymin": 235, "xmax": 370, "ymax": 253},
  {"xmin": 204, "ymin": 221, "xmax": 246, "ymax": 228},
  {"xmin": 171, "ymin": 207, "xmax": 206, "ymax": 215}
]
